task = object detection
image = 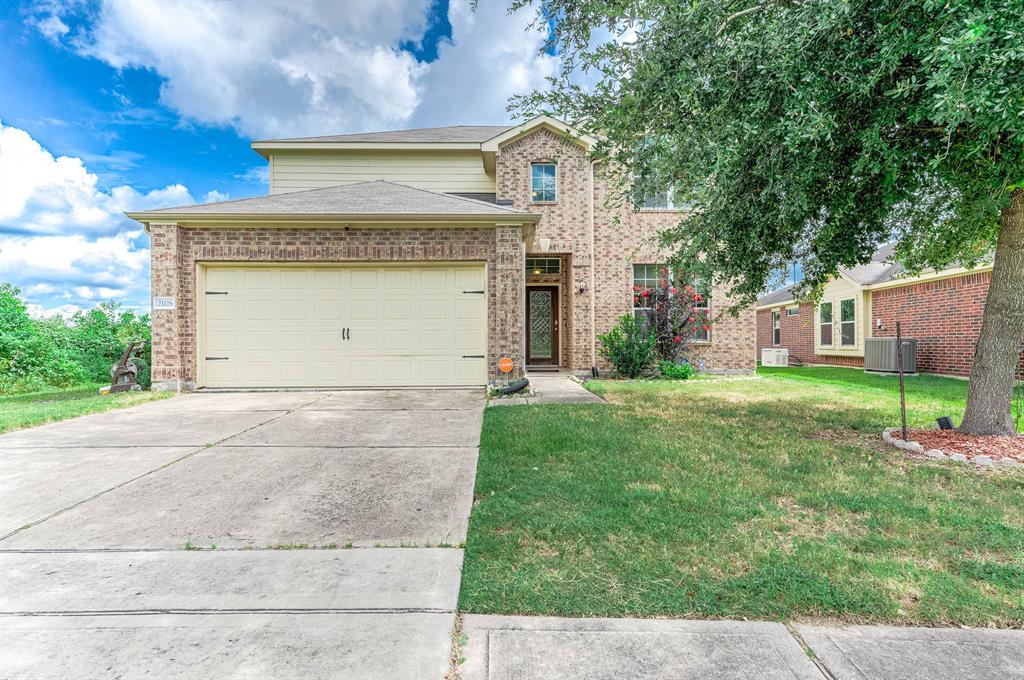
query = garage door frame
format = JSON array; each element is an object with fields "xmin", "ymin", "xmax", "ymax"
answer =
[{"xmin": 195, "ymin": 261, "xmax": 489, "ymax": 389}]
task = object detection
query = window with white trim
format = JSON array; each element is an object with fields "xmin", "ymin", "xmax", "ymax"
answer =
[
  {"xmin": 530, "ymin": 163, "xmax": 557, "ymax": 202},
  {"xmin": 786, "ymin": 307, "xmax": 800, "ymax": 316},
  {"xmin": 772, "ymin": 311, "xmax": 781, "ymax": 345},
  {"xmin": 819, "ymin": 302, "xmax": 833, "ymax": 346},
  {"xmin": 632, "ymin": 264, "xmax": 711, "ymax": 341},
  {"xmin": 840, "ymin": 297, "xmax": 856, "ymax": 346},
  {"xmin": 632, "ymin": 264, "xmax": 662, "ymax": 325}
]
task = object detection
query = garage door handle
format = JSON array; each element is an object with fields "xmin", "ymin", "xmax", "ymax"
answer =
[
  {"xmin": 342, "ymin": 328, "xmax": 349, "ymax": 340},
  {"xmin": 205, "ymin": 291, "xmax": 229, "ymax": 295},
  {"xmin": 206, "ymin": 356, "xmax": 229, "ymax": 361},
  {"xmin": 462, "ymin": 355, "xmax": 485, "ymax": 359},
  {"xmin": 462, "ymin": 290, "xmax": 485, "ymax": 294}
]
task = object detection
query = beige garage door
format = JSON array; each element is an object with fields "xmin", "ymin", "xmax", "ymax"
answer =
[{"xmin": 201, "ymin": 264, "xmax": 487, "ymax": 388}]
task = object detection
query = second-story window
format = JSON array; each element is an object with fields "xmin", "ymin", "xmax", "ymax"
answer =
[{"xmin": 531, "ymin": 163, "xmax": 557, "ymax": 202}]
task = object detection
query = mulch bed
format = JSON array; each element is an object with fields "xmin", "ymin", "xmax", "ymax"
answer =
[{"xmin": 893, "ymin": 428, "xmax": 1024, "ymax": 464}]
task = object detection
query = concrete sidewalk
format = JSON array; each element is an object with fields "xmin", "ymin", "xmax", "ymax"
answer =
[{"xmin": 460, "ymin": 615, "xmax": 1024, "ymax": 680}]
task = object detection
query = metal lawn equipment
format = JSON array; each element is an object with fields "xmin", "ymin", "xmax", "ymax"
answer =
[{"xmin": 109, "ymin": 340, "xmax": 147, "ymax": 393}]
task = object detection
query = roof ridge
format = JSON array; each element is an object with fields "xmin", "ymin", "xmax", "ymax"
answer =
[{"xmin": 253, "ymin": 124, "xmax": 513, "ymax": 144}]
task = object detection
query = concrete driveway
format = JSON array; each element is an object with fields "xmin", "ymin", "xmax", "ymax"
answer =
[{"xmin": 0, "ymin": 389, "xmax": 483, "ymax": 679}]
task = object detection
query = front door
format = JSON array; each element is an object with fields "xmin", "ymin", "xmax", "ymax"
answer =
[{"xmin": 526, "ymin": 286, "xmax": 559, "ymax": 366}]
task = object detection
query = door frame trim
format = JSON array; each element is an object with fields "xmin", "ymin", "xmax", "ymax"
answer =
[{"xmin": 525, "ymin": 283, "xmax": 561, "ymax": 366}]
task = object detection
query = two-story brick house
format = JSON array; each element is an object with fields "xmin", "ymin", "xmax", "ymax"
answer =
[{"xmin": 129, "ymin": 116, "xmax": 755, "ymax": 390}]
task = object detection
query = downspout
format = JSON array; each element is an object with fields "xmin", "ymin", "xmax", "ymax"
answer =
[{"xmin": 589, "ymin": 159, "xmax": 598, "ymax": 371}]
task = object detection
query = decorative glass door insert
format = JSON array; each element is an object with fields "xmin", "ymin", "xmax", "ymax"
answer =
[{"xmin": 527, "ymin": 287, "xmax": 559, "ymax": 365}]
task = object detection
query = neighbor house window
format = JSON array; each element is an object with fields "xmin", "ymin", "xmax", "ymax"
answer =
[
  {"xmin": 531, "ymin": 163, "xmax": 556, "ymax": 202},
  {"xmin": 840, "ymin": 297, "xmax": 856, "ymax": 346},
  {"xmin": 819, "ymin": 302, "xmax": 833, "ymax": 346},
  {"xmin": 772, "ymin": 311, "xmax": 781, "ymax": 345},
  {"xmin": 786, "ymin": 306, "xmax": 800, "ymax": 316},
  {"xmin": 526, "ymin": 257, "xmax": 561, "ymax": 275}
]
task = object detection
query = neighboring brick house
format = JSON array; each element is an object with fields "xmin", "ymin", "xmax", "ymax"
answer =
[
  {"xmin": 756, "ymin": 244, "xmax": 1024, "ymax": 378},
  {"xmin": 129, "ymin": 116, "xmax": 755, "ymax": 391}
]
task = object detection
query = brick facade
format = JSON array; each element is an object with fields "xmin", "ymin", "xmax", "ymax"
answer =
[
  {"xmin": 149, "ymin": 224, "xmax": 523, "ymax": 390},
  {"xmin": 498, "ymin": 127, "xmax": 756, "ymax": 374},
  {"xmin": 756, "ymin": 272, "xmax": 1024, "ymax": 378},
  {"xmin": 148, "ymin": 125, "xmax": 756, "ymax": 389}
]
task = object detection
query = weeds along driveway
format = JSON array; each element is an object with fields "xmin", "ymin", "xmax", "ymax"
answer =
[{"xmin": 0, "ymin": 389, "xmax": 484, "ymax": 680}]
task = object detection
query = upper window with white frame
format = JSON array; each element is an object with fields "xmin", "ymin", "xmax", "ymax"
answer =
[
  {"xmin": 772, "ymin": 311, "xmax": 781, "ymax": 345},
  {"xmin": 530, "ymin": 163, "xmax": 557, "ymax": 202}
]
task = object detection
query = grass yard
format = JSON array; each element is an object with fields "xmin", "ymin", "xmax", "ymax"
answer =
[
  {"xmin": 0, "ymin": 385, "xmax": 172, "ymax": 434},
  {"xmin": 460, "ymin": 366, "xmax": 1024, "ymax": 627}
]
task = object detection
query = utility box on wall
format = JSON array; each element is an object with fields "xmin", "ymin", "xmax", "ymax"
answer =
[{"xmin": 865, "ymin": 337, "xmax": 917, "ymax": 374}]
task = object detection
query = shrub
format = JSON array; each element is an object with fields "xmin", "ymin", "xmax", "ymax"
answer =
[
  {"xmin": 0, "ymin": 284, "xmax": 152, "ymax": 393},
  {"xmin": 658, "ymin": 360, "xmax": 694, "ymax": 380},
  {"xmin": 633, "ymin": 268, "xmax": 711, "ymax": 363},
  {"xmin": 598, "ymin": 313, "xmax": 656, "ymax": 378}
]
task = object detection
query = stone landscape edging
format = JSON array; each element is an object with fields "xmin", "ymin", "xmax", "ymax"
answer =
[{"xmin": 882, "ymin": 427, "xmax": 1024, "ymax": 469}]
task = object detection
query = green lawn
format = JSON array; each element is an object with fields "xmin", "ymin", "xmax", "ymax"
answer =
[
  {"xmin": 0, "ymin": 385, "xmax": 173, "ymax": 434},
  {"xmin": 460, "ymin": 366, "xmax": 1024, "ymax": 627}
]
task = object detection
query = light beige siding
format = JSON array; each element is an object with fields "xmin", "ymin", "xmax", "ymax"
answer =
[
  {"xmin": 813, "ymin": 276, "xmax": 869, "ymax": 357},
  {"xmin": 269, "ymin": 150, "xmax": 495, "ymax": 194}
]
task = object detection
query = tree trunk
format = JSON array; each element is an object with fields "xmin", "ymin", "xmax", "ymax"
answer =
[{"xmin": 960, "ymin": 189, "xmax": 1024, "ymax": 436}]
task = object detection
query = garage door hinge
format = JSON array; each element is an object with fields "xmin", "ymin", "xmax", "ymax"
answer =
[
  {"xmin": 462, "ymin": 355, "xmax": 485, "ymax": 359},
  {"xmin": 205, "ymin": 356, "xmax": 230, "ymax": 361},
  {"xmin": 462, "ymin": 290, "xmax": 485, "ymax": 294},
  {"xmin": 205, "ymin": 291, "xmax": 229, "ymax": 295}
]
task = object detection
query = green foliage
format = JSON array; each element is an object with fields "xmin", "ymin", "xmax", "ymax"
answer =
[
  {"xmin": 510, "ymin": 0, "xmax": 1024, "ymax": 303},
  {"xmin": 658, "ymin": 360, "xmax": 694, "ymax": 380},
  {"xmin": 0, "ymin": 284, "xmax": 152, "ymax": 394},
  {"xmin": 597, "ymin": 313, "xmax": 656, "ymax": 378}
]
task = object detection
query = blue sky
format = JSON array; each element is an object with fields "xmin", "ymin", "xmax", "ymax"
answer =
[{"xmin": 0, "ymin": 0, "xmax": 557, "ymax": 316}]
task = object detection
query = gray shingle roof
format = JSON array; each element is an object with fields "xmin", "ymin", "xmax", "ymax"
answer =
[
  {"xmin": 757, "ymin": 244, "xmax": 905, "ymax": 306},
  {"xmin": 129, "ymin": 180, "xmax": 532, "ymax": 218},
  {"xmin": 255, "ymin": 125, "xmax": 513, "ymax": 144},
  {"xmin": 757, "ymin": 284, "xmax": 800, "ymax": 307},
  {"xmin": 843, "ymin": 242, "xmax": 905, "ymax": 285}
]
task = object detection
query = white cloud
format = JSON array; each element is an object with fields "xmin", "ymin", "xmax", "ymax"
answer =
[
  {"xmin": 29, "ymin": 0, "xmax": 563, "ymax": 137},
  {"xmin": 49, "ymin": 0, "xmax": 434, "ymax": 139},
  {"xmin": 0, "ymin": 121, "xmax": 193, "ymax": 237},
  {"xmin": 203, "ymin": 190, "xmax": 229, "ymax": 203},
  {"xmin": 408, "ymin": 0, "xmax": 559, "ymax": 126},
  {"xmin": 0, "ymin": 123, "xmax": 203, "ymax": 314}
]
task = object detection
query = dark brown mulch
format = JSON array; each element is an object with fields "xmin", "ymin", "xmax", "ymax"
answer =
[{"xmin": 893, "ymin": 428, "xmax": 1024, "ymax": 463}]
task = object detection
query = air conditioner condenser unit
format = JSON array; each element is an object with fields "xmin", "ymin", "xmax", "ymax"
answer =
[
  {"xmin": 864, "ymin": 337, "xmax": 917, "ymax": 374},
  {"xmin": 761, "ymin": 348, "xmax": 790, "ymax": 367}
]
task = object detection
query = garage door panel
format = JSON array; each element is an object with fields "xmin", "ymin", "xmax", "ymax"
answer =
[
  {"xmin": 244, "ymin": 270, "xmax": 272, "ymax": 289},
  {"xmin": 202, "ymin": 264, "xmax": 487, "ymax": 388},
  {"xmin": 242, "ymin": 300, "xmax": 271, "ymax": 320}
]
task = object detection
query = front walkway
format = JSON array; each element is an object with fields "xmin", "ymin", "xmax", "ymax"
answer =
[
  {"xmin": 489, "ymin": 371, "xmax": 605, "ymax": 406},
  {"xmin": 0, "ymin": 389, "xmax": 484, "ymax": 679}
]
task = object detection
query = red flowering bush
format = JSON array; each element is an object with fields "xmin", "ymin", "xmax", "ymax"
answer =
[{"xmin": 633, "ymin": 268, "xmax": 710, "ymax": 363}]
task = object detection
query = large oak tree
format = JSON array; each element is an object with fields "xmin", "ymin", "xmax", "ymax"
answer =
[{"xmin": 509, "ymin": 0, "xmax": 1024, "ymax": 434}]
